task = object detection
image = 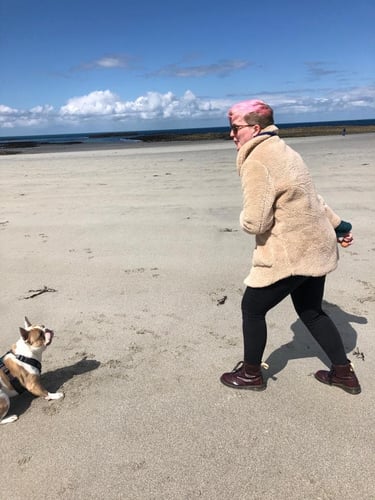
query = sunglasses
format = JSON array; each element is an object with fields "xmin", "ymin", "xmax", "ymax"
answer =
[{"xmin": 230, "ymin": 123, "xmax": 256, "ymax": 133}]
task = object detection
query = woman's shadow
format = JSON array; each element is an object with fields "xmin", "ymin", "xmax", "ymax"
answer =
[
  {"xmin": 9, "ymin": 356, "xmax": 100, "ymax": 419},
  {"xmin": 264, "ymin": 301, "xmax": 367, "ymax": 381}
]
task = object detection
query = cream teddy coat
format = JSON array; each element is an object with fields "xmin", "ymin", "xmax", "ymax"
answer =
[{"xmin": 237, "ymin": 125, "xmax": 341, "ymax": 288}]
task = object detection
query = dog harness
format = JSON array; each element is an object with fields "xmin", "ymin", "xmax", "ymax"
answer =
[{"xmin": 0, "ymin": 351, "xmax": 42, "ymax": 395}]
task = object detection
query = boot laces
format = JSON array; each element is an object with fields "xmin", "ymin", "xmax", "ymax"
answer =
[
  {"xmin": 329, "ymin": 361, "xmax": 356, "ymax": 379},
  {"xmin": 231, "ymin": 361, "xmax": 269, "ymax": 372},
  {"xmin": 231, "ymin": 361, "xmax": 244, "ymax": 373}
]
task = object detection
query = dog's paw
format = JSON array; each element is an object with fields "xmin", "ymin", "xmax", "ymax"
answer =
[
  {"xmin": 45, "ymin": 392, "xmax": 65, "ymax": 400},
  {"xmin": 0, "ymin": 414, "xmax": 18, "ymax": 424}
]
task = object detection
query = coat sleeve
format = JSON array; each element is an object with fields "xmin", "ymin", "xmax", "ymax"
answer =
[
  {"xmin": 317, "ymin": 194, "xmax": 342, "ymax": 228},
  {"xmin": 239, "ymin": 160, "xmax": 275, "ymax": 235}
]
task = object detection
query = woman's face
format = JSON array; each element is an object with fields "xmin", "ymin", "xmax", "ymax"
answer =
[{"xmin": 229, "ymin": 120, "xmax": 261, "ymax": 150}]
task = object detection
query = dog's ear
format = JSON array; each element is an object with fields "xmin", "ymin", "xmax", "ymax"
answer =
[
  {"xmin": 19, "ymin": 327, "xmax": 30, "ymax": 342},
  {"xmin": 24, "ymin": 317, "xmax": 32, "ymax": 329}
]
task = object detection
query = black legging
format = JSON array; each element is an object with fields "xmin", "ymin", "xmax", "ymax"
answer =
[{"xmin": 241, "ymin": 275, "xmax": 348, "ymax": 365}]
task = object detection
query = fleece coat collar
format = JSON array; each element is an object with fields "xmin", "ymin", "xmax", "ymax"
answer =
[{"xmin": 237, "ymin": 125, "xmax": 280, "ymax": 175}]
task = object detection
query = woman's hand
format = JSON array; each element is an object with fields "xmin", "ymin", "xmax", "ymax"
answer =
[{"xmin": 337, "ymin": 232, "xmax": 353, "ymax": 248}]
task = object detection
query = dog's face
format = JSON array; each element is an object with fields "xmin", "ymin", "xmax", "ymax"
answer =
[{"xmin": 19, "ymin": 317, "xmax": 54, "ymax": 353}]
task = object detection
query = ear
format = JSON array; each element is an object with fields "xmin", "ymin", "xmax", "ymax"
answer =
[
  {"xmin": 19, "ymin": 327, "xmax": 30, "ymax": 342},
  {"xmin": 253, "ymin": 124, "xmax": 262, "ymax": 136},
  {"xmin": 24, "ymin": 316, "xmax": 32, "ymax": 329}
]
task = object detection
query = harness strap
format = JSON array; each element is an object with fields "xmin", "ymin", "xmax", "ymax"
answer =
[
  {"xmin": 8, "ymin": 375, "xmax": 26, "ymax": 394},
  {"xmin": 12, "ymin": 353, "xmax": 42, "ymax": 372},
  {"xmin": 0, "ymin": 354, "xmax": 26, "ymax": 394}
]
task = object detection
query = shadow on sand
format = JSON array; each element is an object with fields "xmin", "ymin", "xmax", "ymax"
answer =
[
  {"xmin": 9, "ymin": 357, "xmax": 100, "ymax": 420},
  {"xmin": 264, "ymin": 301, "xmax": 367, "ymax": 381}
]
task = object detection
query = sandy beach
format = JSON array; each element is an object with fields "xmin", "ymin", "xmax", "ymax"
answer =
[{"xmin": 0, "ymin": 133, "xmax": 374, "ymax": 499}]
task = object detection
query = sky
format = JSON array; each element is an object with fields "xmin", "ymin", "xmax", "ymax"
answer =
[{"xmin": 1, "ymin": 0, "xmax": 374, "ymax": 136}]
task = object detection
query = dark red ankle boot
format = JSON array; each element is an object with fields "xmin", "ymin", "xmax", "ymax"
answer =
[
  {"xmin": 220, "ymin": 361, "xmax": 266, "ymax": 391},
  {"xmin": 315, "ymin": 361, "xmax": 361, "ymax": 395}
]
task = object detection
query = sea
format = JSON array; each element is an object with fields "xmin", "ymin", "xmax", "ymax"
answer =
[{"xmin": 0, "ymin": 119, "xmax": 374, "ymax": 148}]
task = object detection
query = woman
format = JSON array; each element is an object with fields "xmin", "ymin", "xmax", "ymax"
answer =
[{"xmin": 220, "ymin": 99, "xmax": 361, "ymax": 394}]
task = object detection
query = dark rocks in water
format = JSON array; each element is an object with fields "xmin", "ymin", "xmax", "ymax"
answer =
[
  {"xmin": 135, "ymin": 132, "xmax": 230, "ymax": 142},
  {"xmin": 0, "ymin": 141, "xmax": 39, "ymax": 148}
]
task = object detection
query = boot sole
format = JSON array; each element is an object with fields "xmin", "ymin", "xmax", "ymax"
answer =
[
  {"xmin": 314, "ymin": 374, "xmax": 361, "ymax": 395},
  {"xmin": 220, "ymin": 379, "xmax": 266, "ymax": 391}
]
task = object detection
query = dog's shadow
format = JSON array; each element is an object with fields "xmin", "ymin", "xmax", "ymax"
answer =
[
  {"xmin": 264, "ymin": 300, "xmax": 367, "ymax": 381},
  {"xmin": 9, "ymin": 357, "xmax": 100, "ymax": 419}
]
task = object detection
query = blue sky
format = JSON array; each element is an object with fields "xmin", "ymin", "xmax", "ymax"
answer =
[{"xmin": 1, "ymin": 0, "xmax": 374, "ymax": 136}]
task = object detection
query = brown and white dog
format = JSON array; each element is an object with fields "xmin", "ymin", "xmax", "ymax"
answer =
[{"xmin": 0, "ymin": 317, "xmax": 64, "ymax": 424}]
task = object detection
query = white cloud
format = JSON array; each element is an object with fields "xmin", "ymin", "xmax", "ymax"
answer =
[
  {"xmin": 146, "ymin": 60, "xmax": 251, "ymax": 78},
  {"xmin": 1, "ymin": 85, "xmax": 374, "ymax": 133},
  {"xmin": 60, "ymin": 90, "xmax": 125, "ymax": 116},
  {"xmin": 0, "ymin": 104, "xmax": 15, "ymax": 114},
  {"xmin": 269, "ymin": 86, "xmax": 375, "ymax": 117},
  {"xmin": 76, "ymin": 55, "xmax": 133, "ymax": 71},
  {"xmin": 0, "ymin": 104, "xmax": 54, "ymax": 129},
  {"xmin": 59, "ymin": 89, "xmax": 227, "ymax": 122},
  {"xmin": 96, "ymin": 57, "xmax": 125, "ymax": 68},
  {"xmin": 305, "ymin": 61, "xmax": 343, "ymax": 79}
]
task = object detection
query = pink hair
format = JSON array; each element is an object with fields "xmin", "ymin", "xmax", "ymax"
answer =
[{"xmin": 228, "ymin": 99, "xmax": 274, "ymax": 127}]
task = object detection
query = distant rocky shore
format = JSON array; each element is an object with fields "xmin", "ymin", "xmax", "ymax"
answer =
[
  {"xmin": 1, "ymin": 124, "xmax": 374, "ymax": 155},
  {"xmin": 127, "ymin": 124, "xmax": 375, "ymax": 142}
]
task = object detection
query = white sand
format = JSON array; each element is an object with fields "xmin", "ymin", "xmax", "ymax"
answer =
[{"xmin": 0, "ymin": 134, "xmax": 374, "ymax": 499}]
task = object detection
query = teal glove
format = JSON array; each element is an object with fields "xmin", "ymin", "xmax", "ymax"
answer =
[{"xmin": 335, "ymin": 220, "xmax": 352, "ymax": 237}]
